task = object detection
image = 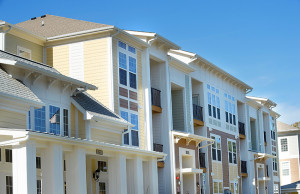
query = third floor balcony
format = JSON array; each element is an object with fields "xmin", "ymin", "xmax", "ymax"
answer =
[
  {"xmin": 151, "ymin": 88, "xmax": 162, "ymax": 113},
  {"xmin": 193, "ymin": 104, "xmax": 204, "ymax": 126},
  {"xmin": 238, "ymin": 122, "xmax": 246, "ymax": 139}
]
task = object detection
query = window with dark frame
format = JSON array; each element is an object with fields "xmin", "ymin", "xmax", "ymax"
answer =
[
  {"xmin": 37, "ymin": 180, "xmax": 42, "ymax": 194},
  {"xmin": 63, "ymin": 109, "xmax": 69, "ymax": 136},
  {"xmin": 98, "ymin": 161, "xmax": 107, "ymax": 172},
  {"xmin": 36, "ymin": 157, "xmax": 41, "ymax": 169},
  {"xmin": 211, "ymin": 136, "xmax": 221, "ymax": 161},
  {"xmin": 5, "ymin": 149, "xmax": 12, "ymax": 163},
  {"xmin": 6, "ymin": 176, "xmax": 12, "ymax": 194}
]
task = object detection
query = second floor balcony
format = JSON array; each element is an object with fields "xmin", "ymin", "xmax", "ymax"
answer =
[
  {"xmin": 151, "ymin": 88, "xmax": 162, "ymax": 113},
  {"xmin": 153, "ymin": 143, "xmax": 163, "ymax": 152},
  {"xmin": 241, "ymin": 160, "xmax": 248, "ymax": 176},
  {"xmin": 193, "ymin": 104, "xmax": 204, "ymax": 126},
  {"xmin": 199, "ymin": 152, "xmax": 206, "ymax": 172},
  {"xmin": 238, "ymin": 122, "xmax": 246, "ymax": 139},
  {"xmin": 264, "ymin": 131, "xmax": 267, "ymax": 146}
]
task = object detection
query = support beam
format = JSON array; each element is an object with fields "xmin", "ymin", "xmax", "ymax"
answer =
[
  {"xmin": 41, "ymin": 144, "xmax": 64, "ymax": 194},
  {"xmin": 108, "ymin": 154, "xmax": 127, "ymax": 194},
  {"xmin": 66, "ymin": 147, "xmax": 87, "ymax": 194},
  {"xmin": 12, "ymin": 141, "xmax": 37, "ymax": 194}
]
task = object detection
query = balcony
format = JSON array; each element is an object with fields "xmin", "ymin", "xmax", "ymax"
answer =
[
  {"xmin": 264, "ymin": 131, "xmax": 267, "ymax": 146},
  {"xmin": 193, "ymin": 104, "xmax": 204, "ymax": 126},
  {"xmin": 241, "ymin": 160, "xmax": 248, "ymax": 177},
  {"xmin": 153, "ymin": 143, "xmax": 163, "ymax": 152},
  {"xmin": 239, "ymin": 122, "xmax": 246, "ymax": 139},
  {"xmin": 199, "ymin": 152, "xmax": 206, "ymax": 173},
  {"xmin": 151, "ymin": 88, "xmax": 162, "ymax": 113}
]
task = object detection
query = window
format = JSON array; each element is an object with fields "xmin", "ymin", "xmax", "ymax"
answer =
[
  {"xmin": 120, "ymin": 110, "xmax": 139, "ymax": 146},
  {"xmin": 28, "ymin": 110, "xmax": 31, "ymax": 129},
  {"xmin": 6, "ymin": 176, "xmax": 12, "ymax": 194},
  {"xmin": 34, "ymin": 106, "xmax": 46, "ymax": 132},
  {"xmin": 36, "ymin": 157, "xmax": 41, "ymax": 169},
  {"xmin": 17, "ymin": 46, "xmax": 31, "ymax": 59},
  {"xmin": 49, "ymin": 105, "xmax": 60, "ymax": 135},
  {"xmin": 99, "ymin": 182, "xmax": 106, "ymax": 194},
  {"xmin": 213, "ymin": 180, "xmax": 223, "ymax": 194},
  {"xmin": 281, "ymin": 138, "xmax": 288, "ymax": 152},
  {"xmin": 5, "ymin": 149, "xmax": 12, "ymax": 163},
  {"xmin": 211, "ymin": 135, "xmax": 221, "ymax": 161},
  {"xmin": 230, "ymin": 182, "xmax": 239, "ymax": 194},
  {"xmin": 228, "ymin": 140, "xmax": 237, "ymax": 164},
  {"xmin": 225, "ymin": 93, "xmax": 236, "ymax": 125},
  {"xmin": 207, "ymin": 84, "xmax": 220, "ymax": 120},
  {"xmin": 37, "ymin": 180, "xmax": 42, "ymax": 194},
  {"xmin": 281, "ymin": 161, "xmax": 290, "ymax": 176},
  {"xmin": 63, "ymin": 109, "xmax": 69, "ymax": 136},
  {"xmin": 273, "ymin": 154, "xmax": 278, "ymax": 171},
  {"xmin": 98, "ymin": 161, "xmax": 107, "ymax": 172},
  {"xmin": 0, "ymin": 148, "xmax": 1, "ymax": 161}
]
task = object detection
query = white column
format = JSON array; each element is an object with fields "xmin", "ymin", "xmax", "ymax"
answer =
[
  {"xmin": 12, "ymin": 141, "xmax": 37, "ymax": 194},
  {"xmin": 41, "ymin": 144, "xmax": 64, "ymax": 194},
  {"xmin": 86, "ymin": 156, "xmax": 93, "ymax": 194},
  {"xmin": 133, "ymin": 157, "xmax": 144, "ymax": 193},
  {"xmin": 65, "ymin": 147, "xmax": 87, "ymax": 194},
  {"xmin": 108, "ymin": 154, "xmax": 127, "ymax": 194},
  {"xmin": 147, "ymin": 158, "xmax": 159, "ymax": 194}
]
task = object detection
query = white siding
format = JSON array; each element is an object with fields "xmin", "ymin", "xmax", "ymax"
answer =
[{"xmin": 69, "ymin": 42, "xmax": 84, "ymax": 81}]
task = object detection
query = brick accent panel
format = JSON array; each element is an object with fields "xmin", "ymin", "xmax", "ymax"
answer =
[
  {"xmin": 119, "ymin": 98, "xmax": 128, "ymax": 108},
  {"xmin": 129, "ymin": 91, "xmax": 137, "ymax": 100},
  {"xmin": 129, "ymin": 101, "xmax": 138, "ymax": 111},
  {"xmin": 207, "ymin": 127, "xmax": 241, "ymax": 193},
  {"xmin": 119, "ymin": 87, "xmax": 128, "ymax": 97}
]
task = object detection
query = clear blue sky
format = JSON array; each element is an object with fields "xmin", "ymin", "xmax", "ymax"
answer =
[{"xmin": 1, "ymin": 0, "xmax": 299, "ymax": 124}]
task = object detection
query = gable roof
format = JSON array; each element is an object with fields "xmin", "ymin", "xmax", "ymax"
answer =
[
  {"xmin": 277, "ymin": 121, "xmax": 300, "ymax": 133},
  {"xmin": 72, "ymin": 92, "xmax": 130, "ymax": 126},
  {"xmin": 0, "ymin": 67, "xmax": 42, "ymax": 106},
  {"xmin": 16, "ymin": 14, "xmax": 113, "ymax": 38},
  {"xmin": 0, "ymin": 50, "xmax": 97, "ymax": 90},
  {"xmin": 281, "ymin": 180, "xmax": 300, "ymax": 190}
]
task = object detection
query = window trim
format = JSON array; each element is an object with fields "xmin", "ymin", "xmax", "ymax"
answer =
[
  {"xmin": 280, "ymin": 138, "xmax": 288, "ymax": 152},
  {"xmin": 119, "ymin": 107, "xmax": 139, "ymax": 147},
  {"xmin": 213, "ymin": 179, "xmax": 223, "ymax": 194},
  {"xmin": 227, "ymin": 139, "xmax": 237, "ymax": 165},
  {"xmin": 17, "ymin": 46, "xmax": 31, "ymax": 59},
  {"xmin": 281, "ymin": 161, "xmax": 290, "ymax": 176},
  {"xmin": 211, "ymin": 134, "xmax": 222, "ymax": 162}
]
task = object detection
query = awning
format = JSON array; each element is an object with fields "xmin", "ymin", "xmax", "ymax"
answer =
[
  {"xmin": 172, "ymin": 131, "xmax": 214, "ymax": 147},
  {"xmin": 254, "ymin": 153, "xmax": 276, "ymax": 161},
  {"xmin": 179, "ymin": 168, "xmax": 203, "ymax": 174}
]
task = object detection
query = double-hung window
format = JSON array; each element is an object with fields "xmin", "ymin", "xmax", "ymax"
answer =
[
  {"xmin": 273, "ymin": 153, "xmax": 278, "ymax": 171},
  {"xmin": 34, "ymin": 106, "xmax": 46, "ymax": 132},
  {"xmin": 213, "ymin": 180, "xmax": 223, "ymax": 194},
  {"xmin": 6, "ymin": 176, "xmax": 12, "ymax": 194},
  {"xmin": 120, "ymin": 109, "xmax": 139, "ymax": 146},
  {"xmin": 207, "ymin": 85, "xmax": 220, "ymax": 120},
  {"xmin": 228, "ymin": 140, "xmax": 237, "ymax": 164},
  {"xmin": 281, "ymin": 161, "xmax": 290, "ymax": 176},
  {"xmin": 5, "ymin": 149, "xmax": 12, "ymax": 163},
  {"xmin": 224, "ymin": 93, "xmax": 236, "ymax": 125},
  {"xmin": 211, "ymin": 135, "xmax": 221, "ymax": 161},
  {"xmin": 281, "ymin": 138, "xmax": 288, "ymax": 152},
  {"xmin": 49, "ymin": 105, "xmax": 60, "ymax": 135}
]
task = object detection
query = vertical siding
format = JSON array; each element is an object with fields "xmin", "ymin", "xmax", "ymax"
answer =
[
  {"xmin": 5, "ymin": 33, "xmax": 43, "ymax": 63},
  {"xmin": 84, "ymin": 38, "xmax": 110, "ymax": 108},
  {"xmin": 137, "ymin": 50, "xmax": 145, "ymax": 149},
  {"xmin": 77, "ymin": 110, "xmax": 85, "ymax": 139},
  {"xmin": 70, "ymin": 42, "xmax": 84, "ymax": 81},
  {"xmin": 112, "ymin": 39, "xmax": 119, "ymax": 113},
  {"xmin": 50, "ymin": 45, "xmax": 69, "ymax": 75},
  {"xmin": 91, "ymin": 129, "xmax": 121, "ymax": 145},
  {"xmin": 0, "ymin": 110, "xmax": 26, "ymax": 129}
]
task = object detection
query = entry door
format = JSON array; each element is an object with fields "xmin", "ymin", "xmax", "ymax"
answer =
[{"xmin": 96, "ymin": 181, "xmax": 107, "ymax": 194}]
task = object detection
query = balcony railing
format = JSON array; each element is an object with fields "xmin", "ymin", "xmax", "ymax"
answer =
[
  {"xmin": 241, "ymin": 160, "xmax": 247, "ymax": 174},
  {"xmin": 266, "ymin": 165, "xmax": 269, "ymax": 177},
  {"xmin": 193, "ymin": 104, "xmax": 203, "ymax": 121},
  {"xmin": 153, "ymin": 143, "xmax": 163, "ymax": 152},
  {"xmin": 151, "ymin": 88, "xmax": 161, "ymax": 108},
  {"xmin": 238, "ymin": 122, "xmax": 246, "ymax": 136},
  {"xmin": 264, "ymin": 131, "xmax": 267, "ymax": 145},
  {"xmin": 199, "ymin": 153, "xmax": 206, "ymax": 168}
]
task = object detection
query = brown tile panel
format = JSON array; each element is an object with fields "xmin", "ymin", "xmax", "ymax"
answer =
[
  {"xmin": 174, "ymin": 138, "xmax": 201, "ymax": 194},
  {"xmin": 130, "ymin": 101, "xmax": 138, "ymax": 112},
  {"xmin": 119, "ymin": 87, "xmax": 128, "ymax": 97},
  {"xmin": 119, "ymin": 98, "xmax": 128, "ymax": 109},
  {"xmin": 207, "ymin": 127, "xmax": 241, "ymax": 193},
  {"xmin": 129, "ymin": 90, "xmax": 137, "ymax": 100}
]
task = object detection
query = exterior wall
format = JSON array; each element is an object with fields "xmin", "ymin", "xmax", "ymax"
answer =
[
  {"xmin": 77, "ymin": 110, "xmax": 86, "ymax": 139},
  {"xmin": 279, "ymin": 135, "xmax": 299, "ymax": 159},
  {"xmin": 91, "ymin": 129, "xmax": 122, "ymax": 145},
  {"xmin": 5, "ymin": 33, "xmax": 43, "ymax": 62},
  {"xmin": 280, "ymin": 158, "xmax": 299, "ymax": 185},
  {"xmin": 0, "ymin": 109, "xmax": 26, "ymax": 129},
  {"xmin": 47, "ymin": 45, "xmax": 69, "ymax": 74}
]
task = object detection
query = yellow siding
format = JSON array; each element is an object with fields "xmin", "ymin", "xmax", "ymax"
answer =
[
  {"xmin": 70, "ymin": 104, "xmax": 76, "ymax": 137},
  {"xmin": 212, "ymin": 162, "xmax": 218, "ymax": 179},
  {"xmin": 217, "ymin": 163, "xmax": 223, "ymax": 179},
  {"xmin": 46, "ymin": 47, "xmax": 53, "ymax": 66},
  {"xmin": 91, "ymin": 159, "xmax": 96, "ymax": 194},
  {"xmin": 137, "ymin": 50, "xmax": 145, "ymax": 149},
  {"xmin": 91, "ymin": 129, "xmax": 122, "ymax": 145},
  {"xmin": 78, "ymin": 111, "xmax": 85, "ymax": 139},
  {"xmin": 0, "ymin": 109, "xmax": 26, "ymax": 129},
  {"xmin": 112, "ymin": 39, "xmax": 119, "ymax": 113},
  {"xmin": 5, "ymin": 33, "xmax": 43, "ymax": 63},
  {"xmin": 51, "ymin": 45, "xmax": 69, "ymax": 75},
  {"xmin": 84, "ymin": 38, "xmax": 110, "ymax": 108}
]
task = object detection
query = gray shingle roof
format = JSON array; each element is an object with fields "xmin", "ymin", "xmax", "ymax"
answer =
[
  {"xmin": 72, "ymin": 92, "xmax": 121, "ymax": 120},
  {"xmin": 0, "ymin": 68, "xmax": 42, "ymax": 104},
  {"xmin": 16, "ymin": 14, "xmax": 113, "ymax": 38},
  {"xmin": 281, "ymin": 180, "xmax": 300, "ymax": 189}
]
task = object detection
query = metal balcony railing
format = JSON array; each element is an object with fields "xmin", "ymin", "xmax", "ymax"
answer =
[
  {"xmin": 241, "ymin": 160, "xmax": 247, "ymax": 173},
  {"xmin": 153, "ymin": 143, "xmax": 163, "ymax": 152},
  {"xmin": 238, "ymin": 122, "xmax": 246, "ymax": 136},
  {"xmin": 193, "ymin": 104, "xmax": 203, "ymax": 121},
  {"xmin": 266, "ymin": 165, "xmax": 269, "ymax": 177},
  {"xmin": 151, "ymin": 88, "xmax": 161, "ymax": 108},
  {"xmin": 199, "ymin": 153, "xmax": 206, "ymax": 168},
  {"xmin": 264, "ymin": 131, "xmax": 267, "ymax": 144}
]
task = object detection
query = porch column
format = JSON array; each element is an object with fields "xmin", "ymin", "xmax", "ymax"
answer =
[
  {"xmin": 146, "ymin": 158, "xmax": 159, "ymax": 194},
  {"xmin": 133, "ymin": 156, "xmax": 144, "ymax": 193},
  {"xmin": 41, "ymin": 143, "xmax": 64, "ymax": 194},
  {"xmin": 12, "ymin": 141, "xmax": 37, "ymax": 194},
  {"xmin": 65, "ymin": 147, "xmax": 87, "ymax": 194},
  {"xmin": 86, "ymin": 156, "xmax": 93, "ymax": 194},
  {"xmin": 108, "ymin": 154, "xmax": 127, "ymax": 194}
]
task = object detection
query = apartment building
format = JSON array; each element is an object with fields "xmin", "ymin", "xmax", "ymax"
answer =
[
  {"xmin": 0, "ymin": 14, "xmax": 280, "ymax": 194},
  {"xmin": 277, "ymin": 121, "xmax": 300, "ymax": 192}
]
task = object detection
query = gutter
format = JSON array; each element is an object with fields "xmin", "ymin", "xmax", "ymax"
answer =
[{"xmin": 0, "ymin": 134, "xmax": 30, "ymax": 146}]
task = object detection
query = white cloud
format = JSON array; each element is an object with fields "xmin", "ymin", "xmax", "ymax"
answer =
[{"xmin": 274, "ymin": 102, "xmax": 300, "ymax": 125}]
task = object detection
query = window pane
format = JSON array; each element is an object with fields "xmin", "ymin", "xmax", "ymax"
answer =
[
  {"xmin": 129, "ymin": 57, "xmax": 136, "ymax": 73},
  {"xmin": 129, "ymin": 73, "xmax": 136, "ymax": 89},
  {"xmin": 226, "ymin": 112, "xmax": 229, "ymax": 122},
  {"xmin": 217, "ymin": 108, "xmax": 220, "ymax": 119},
  {"xmin": 229, "ymin": 152, "xmax": 232, "ymax": 163},
  {"xmin": 233, "ymin": 153, "xmax": 237, "ymax": 164},
  {"xmin": 34, "ymin": 106, "xmax": 46, "ymax": 132},
  {"xmin": 49, "ymin": 105, "xmax": 60, "ymax": 135},
  {"xmin": 217, "ymin": 150, "xmax": 221, "ymax": 161},
  {"xmin": 5, "ymin": 149, "xmax": 12, "ymax": 163},
  {"xmin": 124, "ymin": 133, "xmax": 129, "ymax": 145},
  {"xmin": 216, "ymin": 97, "xmax": 220, "ymax": 108},
  {"xmin": 119, "ymin": 52, "xmax": 127, "ymax": 69},
  {"xmin": 131, "ymin": 130, "xmax": 139, "ymax": 146},
  {"xmin": 233, "ymin": 115, "xmax": 236, "ymax": 125},
  {"xmin": 229, "ymin": 113, "xmax": 232, "ymax": 124},
  {"xmin": 213, "ymin": 107, "xmax": 216, "ymax": 118},
  {"xmin": 28, "ymin": 110, "xmax": 31, "ymax": 129},
  {"xmin": 208, "ymin": 105, "xmax": 212, "ymax": 116},
  {"xmin": 128, "ymin": 45, "xmax": 136, "ymax": 54},
  {"xmin": 120, "ymin": 111, "xmax": 128, "ymax": 121},
  {"xmin": 118, "ymin": 41, "xmax": 126, "ymax": 49},
  {"xmin": 119, "ymin": 69, "xmax": 127, "ymax": 86},
  {"xmin": 208, "ymin": 93, "xmax": 211, "ymax": 104},
  {"xmin": 213, "ymin": 182, "xmax": 218, "ymax": 193},
  {"xmin": 219, "ymin": 182, "xmax": 223, "ymax": 193},
  {"xmin": 212, "ymin": 148, "xmax": 216, "ymax": 160},
  {"xmin": 131, "ymin": 114, "xmax": 138, "ymax": 130},
  {"xmin": 63, "ymin": 109, "xmax": 69, "ymax": 136},
  {"xmin": 228, "ymin": 141, "xmax": 232, "ymax": 152},
  {"xmin": 233, "ymin": 142, "xmax": 236, "ymax": 153}
]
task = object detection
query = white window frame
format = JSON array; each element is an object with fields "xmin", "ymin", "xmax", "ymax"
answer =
[
  {"xmin": 17, "ymin": 46, "xmax": 31, "ymax": 59},
  {"xmin": 224, "ymin": 92, "xmax": 236, "ymax": 126},
  {"xmin": 211, "ymin": 134, "xmax": 222, "ymax": 162},
  {"xmin": 281, "ymin": 138, "xmax": 288, "ymax": 152},
  {"xmin": 227, "ymin": 139, "xmax": 237, "ymax": 165},
  {"xmin": 119, "ymin": 107, "xmax": 139, "ymax": 147},
  {"xmin": 213, "ymin": 179, "xmax": 223, "ymax": 194},
  {"xmin": 207, "ymin": 84, "xmax": 220, "ymax": 120},
  {"xmin": 281, "ymin": 161, "xmax": 290, "ymax": 176}
]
